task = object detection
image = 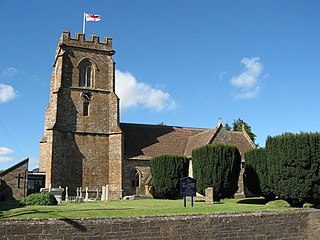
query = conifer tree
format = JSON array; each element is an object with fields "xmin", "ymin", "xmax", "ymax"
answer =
[
  {"xmin": 192, "ymin": 144, "xmax": 241, "ymax": 201},
  {"xmin": 266, "ymin": 133, "xmax": 320, "ymax": 207},
  {"xmin": 224, "ymin": 123, "xmax": 231, "ymax": 131},
  {"xmin": 244, "ymin": 148, "xmax": 275, "ymax": 200},
  {"xmin": 150, "ymin": 154, "xmax": 189, "ymax": 199}
]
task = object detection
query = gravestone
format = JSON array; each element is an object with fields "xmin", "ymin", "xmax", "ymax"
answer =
[
  {"xmin": 101, "ymin": 186, "xmax": 106, "ymax": 201},
  {"xmin": 40, "ymin": 186, "xmax": 64, "ymax": 204},
  {"xmin": 85, "ymin": 187, "xmax": 89, "ymax": 201},
  {"xmin": 65, "ymin": 186, "xmax": 69, "ymax": 199},
  {"xmin": 105, "ymin": 185, "xmax": 109, "ymax": 201},
  {"xmin": 205, "ymin": 187, "xmax": 214, "ymax": 204}
]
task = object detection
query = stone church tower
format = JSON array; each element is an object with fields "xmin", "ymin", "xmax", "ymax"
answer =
[{"xmin": 39, "ymin": 31, "xmax": 123, "ymax": 199}]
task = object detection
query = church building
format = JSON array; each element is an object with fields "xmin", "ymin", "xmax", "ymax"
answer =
[{"xmin": 38, "ymin": 31, "xmax": 256, "ymax": 199}]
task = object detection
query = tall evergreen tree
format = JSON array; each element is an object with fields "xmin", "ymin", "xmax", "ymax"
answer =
[
  {"xmin": 244, "ymin": 148, "xmax": 275, "ymax": 200},
  {"xmin": 266, "ymin": 133, "xmax": 320, "ymax": 207},
  {"xmin": 224, "ymin": 123, "xmax": 231, "ymax": 131},
  {"xmin": 150, "ymin": 154, "xmax": 189, "ymax": 199},
  {"xmin": 192, "ymin": 144, "xmax": 241, "ymax": 201}
]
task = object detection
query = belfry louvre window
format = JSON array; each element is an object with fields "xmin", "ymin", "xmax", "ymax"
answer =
[{"xmin": 79, "ymin": 60, "xmax": 92, "ymax": 87}]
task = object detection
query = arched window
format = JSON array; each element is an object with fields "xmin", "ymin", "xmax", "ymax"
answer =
[
  {"xmin": 131, "ymin": 169, "xmax": 141, "ymax": 188},
  {"xmin": 79, "ymin": 60, "xmax": 92, "ymax": 87},
  {"xmin": 135, "ymin": 169, "xmax": 140, "ymax": 187}
]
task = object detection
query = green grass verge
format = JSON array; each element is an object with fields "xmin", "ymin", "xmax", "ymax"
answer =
[{"xmin": 0, "ymin": 198, "xmax": 291, "ymax": 220}]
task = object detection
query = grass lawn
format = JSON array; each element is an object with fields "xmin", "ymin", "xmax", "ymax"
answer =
[{"xmin": 0, "ymin": 197, "xmax": 291, "ymax": 220}]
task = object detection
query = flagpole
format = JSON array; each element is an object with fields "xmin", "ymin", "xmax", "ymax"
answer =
[{"xmin": 82, "ymin": 12, "xmax": 86, "ymax": 34}]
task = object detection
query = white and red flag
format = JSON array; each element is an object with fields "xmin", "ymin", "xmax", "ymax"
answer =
[
  {"xmin": 85, "ymin": 13, "xmax": 102, "ymax": 22},
  {"xmin": 83, "ymin": 12, "xmax": 102, "ymax": 34}
]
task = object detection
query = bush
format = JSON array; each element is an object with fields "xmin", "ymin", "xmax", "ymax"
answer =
[
  {"xmin": 20, "ymin": 192, "xmax": 58, "ymax": 206},
  {"xmin": 192, "ymin": 143, "xmax": 241, "ymax": 201},
  {"xmin": 150, "ymin": 154, "xmax": 189, "ymax": 199},
  {"xmin": 245, "ymin": 148, "xmax": 275, "ymax": 201},
  {"xmin": 266, "ymin": 133, "xmax": 320, "ymax": 207}
]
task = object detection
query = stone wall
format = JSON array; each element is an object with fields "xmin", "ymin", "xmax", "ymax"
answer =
[
  {"xmin": 39, "ymin": 31, "xmax": 123, "ymax": 199},
  {"xmin": 0, "ymin": 159, "xmax": 28, "ymax": 201},
  {"xmin": 123, "ymin": 159, "xmax": 151, "ymax": 196},
  {"xmin": 1, "ymin": 210, "xmax": 319, "ymax": 239}
]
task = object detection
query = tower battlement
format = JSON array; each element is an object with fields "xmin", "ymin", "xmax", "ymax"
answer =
[{"xmin": 59, "ymin": 31, "xmax": 114, "ymax": 53}]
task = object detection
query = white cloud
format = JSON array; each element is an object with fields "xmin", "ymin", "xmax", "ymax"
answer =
[
  {"xmin": 2, "ymin": 67, "xmax": 18, "ymax": 78},
  {"xmin": 0, "ymin": 83, "xmax": 17, "ymax": 103},
  {"xmin": 0, "ymin": 147, "xmax": 14, "ymax": 163},
  {"xmin": 115, "ymin": 70, "xmax": 176, "ymax": 112},
  {"xmin": 0, "ymin": 147, "xmax": 14, "ymax": 155},
  {"xmin": 0, "ymin": 156, "xmax": 13, "ymax": 163},
  {"xmin": 230, "ymin": 57, "xmax": 263, "ymax": 99},
  {"xmin": 29, "ymin": 156, "xmax": 39, "ymax": 164}
]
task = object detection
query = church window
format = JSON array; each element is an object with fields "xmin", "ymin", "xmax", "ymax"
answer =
[
  {"xmin": 79, "ymin": 60, "xmax": 93, "ymax": 87},
  {"xmin": 135, "ymin": 170, "xmax": 140, "ymax": 187},
  {"xmin": 83, "ymin": 102, "xmax": 89, "ymax": 116},
  {"xmin": 131, "ymin": 169, "xmax": 141, "ymax": 188}
]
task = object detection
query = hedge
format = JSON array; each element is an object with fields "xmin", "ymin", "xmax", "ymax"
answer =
[
  {"xmin": 244, "ymin": 148, "xmax": 275, "ymax": 200},
  {"xmin": 192, "ymin": 143, "xmax": 241, "ymax": 201},
  {"xmin": 266, "ymin": 133, "xmax": 320, "ymax": 207},
  {"xmin": 150, "ymin": 154, "xmax": 189, "ymax": 199}
]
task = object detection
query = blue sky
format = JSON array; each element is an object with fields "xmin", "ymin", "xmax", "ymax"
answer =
[{"xmin": 1, "ymin": 1, "xmax": 320, "ymax": 170}]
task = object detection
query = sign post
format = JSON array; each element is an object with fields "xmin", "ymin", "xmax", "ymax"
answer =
[{"xmin": 180, "ymin": 177, "xmax": 196, "ymax": 207}]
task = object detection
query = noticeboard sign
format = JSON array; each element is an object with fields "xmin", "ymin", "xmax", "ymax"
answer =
[{"xmin": 180, "ymin": 177, "xmax": 196, "ymax": 197}]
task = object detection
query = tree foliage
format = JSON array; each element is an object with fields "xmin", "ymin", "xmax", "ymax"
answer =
[
  {"xmin": 150, "ymin": 154, "xmax": 189, "ymax": 199},
  {"xmin": 266, "ymin": 133, "xmax": 320, "ymax": 207},
  {"xmin": 244, "ymin": 148, "xmax": 275, "ymax": 200},
  {"xmin": 232, "ymin": 118, "xmax": 256, "ymax": 144},
  {"xmin": 245, "ymin": 132, "xmax": 320, "ymax": 207},
  {"xmin": 192, "ymin": 144, "xmax": 241, "ymax": 201},
  {"xmin": 224, "ymin": 123, "xmax": 231, "ymax": 131}
]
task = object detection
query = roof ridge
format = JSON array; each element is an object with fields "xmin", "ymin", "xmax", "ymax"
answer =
[
  {"xmin": 0, "ymin": 158, "xmax": 29, "ymax": 177},
  {"xmin": 120, "ymin": 122, "xmax": 208, "ymax": 131}
]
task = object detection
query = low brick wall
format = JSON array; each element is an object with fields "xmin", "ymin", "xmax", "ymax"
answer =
[{"xmin": 1, "ymin": 209, "xmax": 320, "ymax": 240}]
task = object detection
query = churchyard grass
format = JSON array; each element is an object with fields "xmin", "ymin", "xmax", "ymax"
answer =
[{"xmin": 0, "ymin": 198, "xmax": 292, "ymax": 219}]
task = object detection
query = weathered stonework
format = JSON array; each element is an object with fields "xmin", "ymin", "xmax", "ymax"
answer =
[
  {"xmin": 0, "ymin": 159, "xmax": 28, "ymax": 200},
  {"xmin": 39, "ymin": 31, "xmax": 122, "ymax": 198},
  {"xmin": 123, "ymin": 159, "xmax": 153, "ymax": 196},
  {"xmin": 1, "ymin": 210, "xmax": 319, "ymax": 239},
  {"xmin": 205, "ymin": 187, "xmax": 214, "ymax": 204}
]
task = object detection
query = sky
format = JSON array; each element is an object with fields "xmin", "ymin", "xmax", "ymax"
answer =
[{"xmin": 1, "ymin": 0, "xmax": 320, "ymax": 170}]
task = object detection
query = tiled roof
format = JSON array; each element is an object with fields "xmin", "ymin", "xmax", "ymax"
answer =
[
  {"xmin": 226, "ymin": 131, "xmax": 256, "ymax": 155},
  {"xmin": 210, "ymin": 129, "xmax": 255, "ymax": 156},
  {"xmin": 120, "ymin": 123, "xmax": 204, "ymax": 160},
  {"xmin": 184, "ymin": 128, "xmax": 218, "ymax": 157},
  {"xmin": 120, "ymin": 122, "xmax": 256, "ymax": 160}
]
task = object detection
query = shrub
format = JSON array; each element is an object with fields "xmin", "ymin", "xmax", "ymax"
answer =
[
  {"xmin": 266, "ymin": 133, "xmax": 320, "ymax": 207},
  {"xmin": 245, "ymin": 148, "xmax": 275, "ymax": 201},
  {"xmin": 20, "ymin": 192, "xmax": 58, "ymax": 206},
  {"xmin": 192, "ymin": 143, "xmax": 241, "ymax": 201},
  {"xmin": 150, "ymin": 154, "xmax": 189, "ymax": 199}
]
